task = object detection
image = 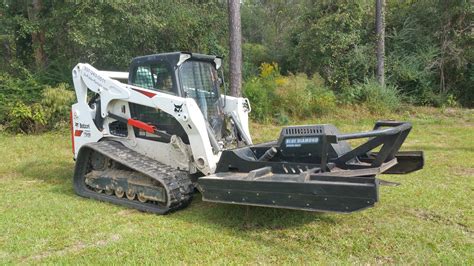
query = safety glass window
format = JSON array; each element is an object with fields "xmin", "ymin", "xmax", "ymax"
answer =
[{"xmin": 132, "ymin": 63, "xmax": 175, "ymax": 94}]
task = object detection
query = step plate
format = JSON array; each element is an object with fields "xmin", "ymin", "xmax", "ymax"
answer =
[{"xmin": 197, "ymin": 172, "xmax": 379, "ymax": 213}]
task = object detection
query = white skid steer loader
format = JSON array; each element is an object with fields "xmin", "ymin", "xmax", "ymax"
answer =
[{"xmin": 71, "ymin": 52, "xmax": 424, "ymax": 214}]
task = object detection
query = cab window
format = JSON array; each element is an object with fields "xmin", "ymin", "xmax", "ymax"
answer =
[{"xmin": 131, "ymin": 62, "xmax": 175, "ymax": 94}]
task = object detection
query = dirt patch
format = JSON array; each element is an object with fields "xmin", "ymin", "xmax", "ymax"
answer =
[
  {"xmin": 0, "ymin": 251, "xmax": 9, "ymax": 260},
  {"xmin": 375, "ymin": 256, "xmax": 395, "ymax": 264},
  {"xmin": 453, "ymin": 167, "xmax": 474, "ymax": 177},
  {"xmin": 0, "ymin": 173, "xmax": 20, "ymax": 181},
  {"xmin": 25, "ymin": 234, "xmax": 121, "ymax": 262},
  {"xmin": 409, "ymin": 209, "xmax": 473, "ymax": 234},
  {"xmin": 116, "ymin": 209, "xmax": 140, "ymax": 216}
]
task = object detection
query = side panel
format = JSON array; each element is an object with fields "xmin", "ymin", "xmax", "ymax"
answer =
[
  {"xmin": 222, "ymin": 95, "xmax": 252, "ymax": 144},
  {"xmin": 71, "ymin": 102, "xmax": 103, "ymax": 158}
]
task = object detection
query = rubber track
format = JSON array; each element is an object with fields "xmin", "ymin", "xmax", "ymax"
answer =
[{"xmin": 73, "ymin": 141, "xmax": 194, "ymax": 214}]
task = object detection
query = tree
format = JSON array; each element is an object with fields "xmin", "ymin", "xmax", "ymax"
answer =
[
  {"xmin": 228, "ymin": 0, "xmax": 242, "ymax": 97},
  {"xmin": 375, "ymin": 0, "xmax": 385, "ymax": 87},
  {"xmin": 27, "ymin": 0, "xmax": 46, "ymax": 69},
  {"xmin": 289, "ymin": 1, "xmax": 373, "ymax": 89}
]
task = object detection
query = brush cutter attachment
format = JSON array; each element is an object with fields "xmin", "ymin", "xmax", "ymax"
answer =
[{"xmin": 197, "ymin": 121, "xmax": 424, "ymax": 213}]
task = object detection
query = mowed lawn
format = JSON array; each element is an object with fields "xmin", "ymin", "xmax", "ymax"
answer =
[{"xmin": 0, "ymin": 107, "xmax": 472, "ymax": 264}]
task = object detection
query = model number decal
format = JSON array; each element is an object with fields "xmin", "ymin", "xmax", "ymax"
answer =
[
  {"xmin": 285, "ymin": 137, "xmax": 319, "ymax": 147},
  {"xmin": 74, "ymin": 122, "xmax": 91, "ymax": 138},
  {"xmin": 74, "ymin": 122, "xmax": 90, "ymax": 129}
]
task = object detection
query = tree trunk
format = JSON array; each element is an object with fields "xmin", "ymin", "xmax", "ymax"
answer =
[
  {"xmin": 375, "ymin": 0, "xmax": 385, "ymax": 87},
  {"xmin": 228, "ymin": 0, "xmax": 242, "ymax": 97},
  {"xmin": 1, "ymin": 38, "xmax": 12, "ymax": 63},
  {"xmin": 27, "ymin": 0, "xmax": 46, "ymax": 69}
]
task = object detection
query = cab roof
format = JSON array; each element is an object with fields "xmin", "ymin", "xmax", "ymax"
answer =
[{"xmin": 130, "ymin": 52, "xmax": 221, "ymax": 69}]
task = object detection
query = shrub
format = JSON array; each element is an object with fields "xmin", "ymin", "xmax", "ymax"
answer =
[
  {"xmin": 41, "ymin": 83, "xmax": 76, "ymax": 129},
  {"xmin": 244, "ymin": 63, "xmax": 337, "ymax": 121},
  {"xmin": 340, "ymin": 79, "xmax": 401, "ymax": 114},
  {"xmin": 0, "ymin": 72, "xmax": 45, "ymax": 123},
  {"xmin": 243, "ymin": 62, "xmax": 280, "ymax": 122},
  {"xmin": 5, "ymin": 83, "xmax": 75, "ymax": 133},
  {"xmin": 276, "ymin": 73, "xmax": 336, "ymax": 118},
  {"xmin": 7, "ymin": 102, "xmax": 47, "ymax": 134},
  {"xmin": 275, "ymin": 74, "xmax": 313, "ymax": 118},
  {"xmin": 243, "ymin": 78, "xmax": 273, "ymax": 122},
  {"xmin": 242, "ymin": 43, "xmax": 270, "ymax": 79},
  {"xmin": 311, "ymin": 87, "xmax": 337, "ymax": 116},
  {"xmin": 259, "ymin": 62, "xmax": 280, "ymax": 79}
]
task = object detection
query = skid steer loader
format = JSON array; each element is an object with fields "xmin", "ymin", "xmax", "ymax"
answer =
[{"xmin": 71, "ymin": 52, "xmax": 423, "ymax": 214}]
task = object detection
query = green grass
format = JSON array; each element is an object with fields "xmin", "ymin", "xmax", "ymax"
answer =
[{"xmin": 0, "ymin": 107, "xmax": 473, "ymax": 264}]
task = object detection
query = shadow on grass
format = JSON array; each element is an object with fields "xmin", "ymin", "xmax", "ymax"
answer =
[
  {"xmin": 174, "ymin": 194, "xmax": 338, "ymax": 231},
  {"xmin": 169, "ymin": 195, "xmax": 340, "ymax": 255},
  {"xmin": 16, "ymin": 159, "xmax": 74, "ymax": 192},
  {"xmin": 16, "ymin": 158, "xmax": 338, "ymax": 232}
]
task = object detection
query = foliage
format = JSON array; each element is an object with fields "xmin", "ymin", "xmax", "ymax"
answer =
[
  {"xmin": 276, "ymin": 73, "xmax": 336, "ymax": 118},
  {"xmin": 242, "ymin": 78, "xmax": 271, "ymax": 122},
  {"xmin": 6, "ymin": 102, "xmax": 46, "ymax": 134},
  {"xmin": 242, "ymin": 0, "xmax": 472, "ymax": 106},
  {"xmin": 4, "ymin": 83, "xmax": 75, "ymax": 133},
  {"xmin": 288, "ymin": 1, "xmax": 373, "ymax": 89},
  {"xmin": 0, "ymin": 1, "xmax": 228, "ymax": 85},
  {"xmin": 341, "ymin": 79, "xmax": 401, "ymax": 114},
  {"xmin": 244, "ymin": 63, "xmax": 336, "ymax": 122},
  {"xmin": 0, "ymin": 71, "xmax": 45, "ymax": 122},
  {"xmin": 0, "ymin": 0, "xmax": 472, "ymax": 134},
  {"xmin": 242, "ymin": 43, "xmax": 270, "ymax": 79},
  {"xmin": 241, "ymin": 0, "xmax": 305, "ymax": 73},
  {"xmin": 386, "ymin": 0, "xmax": 472, "ymax": 106},
  {"xmin": 242, "ymin": 63, "xmax": 280, "ymax": 122},
  {"xmin": 41, "ymin": 84, "xmax": 76, "ymax": 129},
  {"xmin": 311, "ymin": 86, "xmax": 338, "ymax": 116}
]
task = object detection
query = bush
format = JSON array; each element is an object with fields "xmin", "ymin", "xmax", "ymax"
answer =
[
  {"xmin": 243, "ymin": 63, "xmax": 337, "ymax": 122},
  {"xmin": 243, "ymin": 78, "xmax": 274, "ymax": 122},
  {"xmin": 242, "ymin": 43, "xmax": 271, "ymax": 80},
  {"xmin": 311, "ymin": 87, "xmax": 337, "ymax": 116},
  {"xmin": 275, "ymin": 73, "xmax": 336, "ymax": 118},
  {"xmin": 275, "ymin": 74, "xmax": 313, "ymax": 118},
  {"xmin": 0, "ymin": 72, "xmax": 45, "ymax": 122},
  {"xmin": 243, "ymin": 63, "xmax": 280, "ymax": 122},
  {"xmin": 7, "ymin": 102, "xmax": 47, "ymax": 134},
  {"xmin": 386, "ymin": 49, "xmax": 437, "ymax": 106},
  {"xmin": 340, "ymin": 79, "xmax": 401, "ymax": 114},
  {"xmin": 4, "ymin": 83, "xmax": 75, "ymax": 133},
  {"xmin": 41, "ymin": 83, "xmax": 76, "ymax": 129}
]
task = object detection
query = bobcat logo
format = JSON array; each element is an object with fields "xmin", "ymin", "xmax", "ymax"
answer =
[{"xmin": 174, "ymin": 104, "xmax": 183, "ymax": 113}]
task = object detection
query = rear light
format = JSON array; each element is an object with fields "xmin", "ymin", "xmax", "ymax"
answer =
[{"xmin": 70, "ymin": 110, "xmax": 75, "ymax": 155}]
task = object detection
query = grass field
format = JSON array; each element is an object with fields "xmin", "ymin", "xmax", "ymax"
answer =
[{"xmin": 0, "ymin": 107, "xmax": 473, "ymax": 264}]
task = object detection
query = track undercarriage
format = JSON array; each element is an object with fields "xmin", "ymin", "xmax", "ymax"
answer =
[{"xmin": 73, "ymin": 141, "xmax": 194, "ymax": 214}]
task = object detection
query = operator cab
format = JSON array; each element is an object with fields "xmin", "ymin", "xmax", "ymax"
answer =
[{"xmin": 128, "ymin": 52, "xmax": 226, "ymax": 145}]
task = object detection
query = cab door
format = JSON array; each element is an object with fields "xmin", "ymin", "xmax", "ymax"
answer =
[{"xmin": 128, "ymin": 61, "xmax": 189, "ymax": 143}]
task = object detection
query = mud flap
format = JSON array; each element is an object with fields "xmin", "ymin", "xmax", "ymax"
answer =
[{"xmin": 197, "ymin": 168, "xmax": 379, "ymax": 213}]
